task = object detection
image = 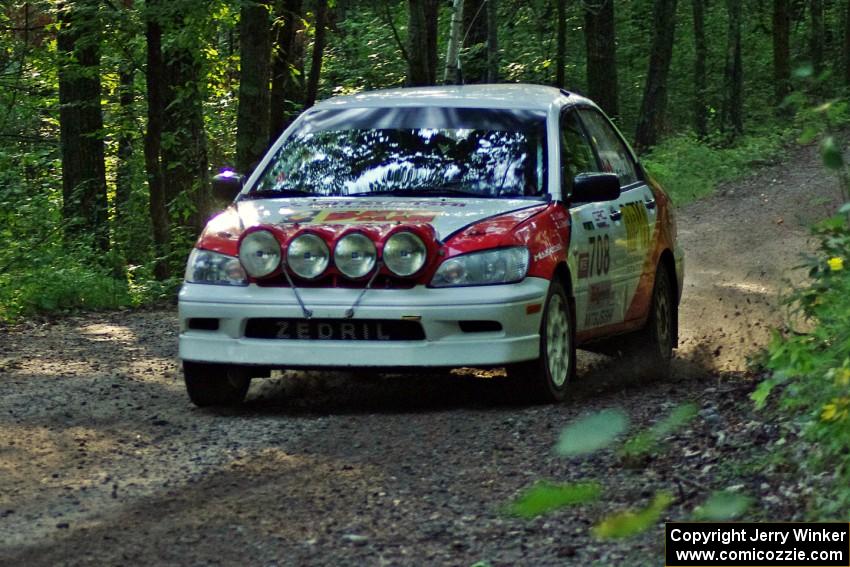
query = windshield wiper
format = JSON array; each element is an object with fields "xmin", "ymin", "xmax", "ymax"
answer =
[{"xmin": 239, "ymin": 189, "xmax": 319, "ymax": 200}]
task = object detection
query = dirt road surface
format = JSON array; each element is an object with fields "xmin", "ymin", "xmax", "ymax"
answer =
[{"xmin": 0, "ymin": 143, "xmax": 841, "ymax": 566}]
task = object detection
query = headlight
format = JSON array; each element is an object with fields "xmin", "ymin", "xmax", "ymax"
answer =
[
  {"xmin": 239, "ymin": 230, "xmax": 281, "ymax": 278},
  {"xmin": 334, "ymin": 233, "xmax": 377, "ymax": 278},
  {"xmin": 430, "ymin": 247, "xmax": 529, "ymax": 287},
  {"xmin": 383, "ymin": 231, "xmax": 427, "ymax": 276},
  {"xmin": 184, "ymin": 249, "xmax": 248, "ymax": 286},
  {"xmin": 287, "ymin": 233, "xmax": 330, "ymax": 279}
]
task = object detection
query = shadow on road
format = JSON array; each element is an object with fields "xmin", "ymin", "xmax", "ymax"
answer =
[{"xmin": 227, "ymin": 350, "xmax": 718, "ymax": 417}]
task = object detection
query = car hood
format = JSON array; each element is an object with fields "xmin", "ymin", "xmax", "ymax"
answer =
[{"xmin": 234, "ymin": 197, "xmax": 545, "ymax": 240}]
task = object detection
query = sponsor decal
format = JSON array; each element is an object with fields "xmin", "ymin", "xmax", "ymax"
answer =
[
  {"xmin": 589, "ymin": 281, "xmax": 614, "ymax": 305},
  {"xmin": 621, "ymin": 200, "xmax": 651, "ymax": 251},
  {"xmin": 281, "ymin": 200, "xmax": 465, "ymax": 211},
  {"xmin": 533, "ymin": 243, "xmax": 563, "ymax": 262},
  {"xmin": 591, "ymin": 209, "xmax": 609, "ymax": 229},
  {"xmin": 275, "ymin": 320, "xmax": 392, "ymax": 340},
  {"xmin": 584, "ymin": 307, "xmax": 614, "ymax": 328},
  {"xmin": 585, "ymin": 280, "xmax": 616, "ymax": 327},
  {"xmin": 554, "ymin": 210, "xmax": 570, "ymax": 230},
  {"xmin": 577, "ymin": 253, "xmax": 590, "ymax": 279},
  {"xmin": 279, "ymin": 209, "xmax": 439, "ymax": 225}
]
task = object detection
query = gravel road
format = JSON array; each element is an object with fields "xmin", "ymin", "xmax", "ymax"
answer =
[{"xmin": 0, "ymin": 143, "xmax": 841, "ymax": 566}]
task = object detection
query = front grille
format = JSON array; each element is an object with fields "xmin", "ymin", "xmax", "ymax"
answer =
[
  {"xmin": 255, "ymin": 274, "xmax": 416, "ymax": 289},
  {"xmin": 244, "ymin": 318, "xmax": 426, "ymax": 341}
]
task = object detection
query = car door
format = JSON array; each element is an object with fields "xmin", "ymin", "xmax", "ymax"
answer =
[
  {"xmin": 560, "ymin": 109, "xmax": 621, "ymax": 333},
  {"xmin": 577, "ymin": 108, "xmax": 657, "ymax": 326}
]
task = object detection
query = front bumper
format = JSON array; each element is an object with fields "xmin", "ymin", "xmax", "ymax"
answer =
[{"xmin": 178, "ymin": 277, "xmax": 550, "ymax": 368}]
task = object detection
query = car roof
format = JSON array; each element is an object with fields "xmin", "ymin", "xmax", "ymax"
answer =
[{"xmin": 312, "ymin": 84, "xmax": 594, "ymax": 112}]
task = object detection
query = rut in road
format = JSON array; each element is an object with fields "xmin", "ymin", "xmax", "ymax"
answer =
[{"xmin": 0, "ymin": 142, "xmax": 841, "ymax": 565}]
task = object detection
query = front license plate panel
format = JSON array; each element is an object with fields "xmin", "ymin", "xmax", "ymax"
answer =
[{"xmin": 244, "ymin": 318, "xmax": 425, "ymax": 341}]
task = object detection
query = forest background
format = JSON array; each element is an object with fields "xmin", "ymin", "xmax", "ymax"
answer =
[{"xmin": 0, "ymin": 0, "xmax": 848, "ymax": 320}]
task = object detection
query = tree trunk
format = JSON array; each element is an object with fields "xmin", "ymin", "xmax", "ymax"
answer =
[
  {"xmin": 773, "ymin": 0, "xmax": 791, "ymax": 105},
  {"xmin": 810, "ymin": 0, "xmax": 824, "ymax": 76},
  {"xmin": 304, "ymin": 0, "xmax": 327, "ymax": 106},
  {"xmin": 270, "ymin": 0, "xmax": 304, "ymax": 140},
  {"xmin": 115, "ymin": 61, "xmax": 135, "ymax": 248},
  {"xmin": 720, "ymin": 0, "xmax": 743, "ymax": 140},
  {"xmin": 144, "ymin": 0, "xmax": 170, "ymax": 280},
  {"xmin": 444, "ymin": 0, "xmax": 464, "ymax": 84},
  {"xmin": 115, "ymin": 0, "xmax": 135, "ymax": 238},
  {"xmin": 161, "ymin": 44, "xmax": 210, "ymax": 233},
  {"xmin": 844, "ymin": 0, "xmax": 850, "ymax": 85},
  {"xmin": 693, "ymin": 0, "xmax": 708, "ymax": 138},
  {"xmin": 634, "ymin": 0, "xmax": 678, "ymax": 152},
  {"xmin": 555, "ymin": 0, "xmax": 567, "ymax": 88},
  {"xmin": 237, "ymin": 0, "xmax": 272, "ymax": 173},
  {"xmin": 584, "ymin": 0, "xmax": 619, "ymax": 117},
  {"xmin": 57, "ymin": 0, "xmax": 109, "ymax": 251},
  {"xmin": 486, "ymin": 0, "xmax": 498, "ymax": 82},
  {"xmin": 462, "ymin": 0, "xmax": 488, "ymax": 83},
  {"xmin": 407, "ymin": 0, "xmax": 431, "ymax": 86},
  {"xmin": 424, "ymin": 0, "xmax": 439, "ymax": 84}
]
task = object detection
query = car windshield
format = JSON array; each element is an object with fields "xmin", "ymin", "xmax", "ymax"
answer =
[{"xmin": 250, "ymin": 107, "xmax": 548, "ymax": 199}]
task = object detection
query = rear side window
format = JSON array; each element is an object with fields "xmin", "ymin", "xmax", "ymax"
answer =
[
  {"xmin": 578, "ymin": 109, "xmax": 640, "ymax": 187},
  {"xmin": 559, "ymin": 111, "xmax": 597, "ymax": 195}
]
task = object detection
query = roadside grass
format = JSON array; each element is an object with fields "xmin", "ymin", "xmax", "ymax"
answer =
[{"xmin": 642, "ymin": 128, "xmax": 792, "ymax": 206}]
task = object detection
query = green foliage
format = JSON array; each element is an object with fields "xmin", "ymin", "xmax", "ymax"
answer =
[
  {"xmin": 556, "ymin": 409, "xmax": 628, "ymax": 456},
  {"xmin": 506, "ymin": 481, "xmax": 602, "ymax": 518},
  {"xmin": 592, "ymin": 492, "xmax": 672, "ymax": 539},
  {"xmin": 0, "ymin": 245, "xmax": 130, "ymax": 321},
  {"xmin": 757, "ymin": 212, "xmax": 850, "ymax": 513},
  {"xmin": 693, "ymin": 490, "xmax": 751, "ymax": 520},
  {"xmin": 642, "ymin": 130, "xmax": 789, "ymax": 205},
  {"xmin": 507, "ymin": 405, "xmax": 730, "ymax": 541},
  {"xmin": 619, "ymin": 403, "xmax": 697, "ymax": 459}
]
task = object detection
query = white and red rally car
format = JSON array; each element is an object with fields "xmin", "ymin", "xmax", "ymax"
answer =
[{"xmin": 179, "ymin": 85, "xmax": 684, "ymax": 406}]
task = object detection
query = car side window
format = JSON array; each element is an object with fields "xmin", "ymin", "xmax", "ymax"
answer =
[
  {"xmin": 577, "ymin": 109, "xmax": 640, "ymax": 187},
  {"xmin": 559, "ymin": 110, "xmax": 597, "ymax": 196}
]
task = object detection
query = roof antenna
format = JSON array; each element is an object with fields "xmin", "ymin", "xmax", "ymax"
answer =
[
  {"xmin": 444, "ymin": 0, "xmax": 465, "ymax": 85},
  {"xmin": 444, "ymin": 0, "xmax": 487, "ymax": 85}
]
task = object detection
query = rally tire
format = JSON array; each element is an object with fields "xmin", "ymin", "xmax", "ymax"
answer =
[
  {"xmin": 630, "ymin": 264, "xmax": 675, "ymax": 379},
  {"xmin": 506, "ymin": 279, "xmax": 576, "ymax": 403},
  {"xmin": 183, "ymin": 361, "xmax": 251, "ymax": 407}
]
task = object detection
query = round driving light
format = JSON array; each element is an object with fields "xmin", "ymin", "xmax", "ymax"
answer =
[
  {"xmin": 384, "ymin": 231, "xmax": 427, "ymax": 276},
  {"xmin": 287, "ymin": 233, "xmax": 330, "ymax": 279},
  {"xmin": 334, "ymin": 233, "xmax": 377, "ymax": 278},
  {"xmin": 239, "ymin": 230, "xmax": 281, "ymax": 278}
]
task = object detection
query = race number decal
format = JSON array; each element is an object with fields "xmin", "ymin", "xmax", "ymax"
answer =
[
  {"xmin": 587, "ymin": 234, "xmax": 610, "ymax": 277},
  {"xmin": 621, "ymin": 201, "xmax": 650, "ymax": 251}
]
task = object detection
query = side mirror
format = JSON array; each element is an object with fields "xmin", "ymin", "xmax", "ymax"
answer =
[
  {"xmin": 571, "ymin": 173, "xmax": 621, "ymax": 203},
  {"xmin": 212, "ymin": 169, "xmax": 244, "ymax": 201}
]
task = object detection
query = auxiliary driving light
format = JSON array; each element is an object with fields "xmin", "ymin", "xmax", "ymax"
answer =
[
  {"xmin": 383, "ymin": 231, "xmax": 427, "ymax": 277},
  {"xmin": 334, "ymin": 233, "xmax": 377, "ymax": 278},
  {"xmin": 287, "ymin": 233, "xmax": 330, "ymax": 279},
  {"xmin": 238, "ymin": 230, "xmax": 281, "ymax": 278}
]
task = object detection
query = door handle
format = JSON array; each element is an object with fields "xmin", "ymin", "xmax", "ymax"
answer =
[
  {"xmin": 609, "ymin": 208, "xmax": 622, "ymax": 221},
  {"xmin": 644, "ymin": 199, "xmax": 656, "ymax": 210}
]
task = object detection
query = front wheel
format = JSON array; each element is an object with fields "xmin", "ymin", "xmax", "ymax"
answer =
[
  {"xmin": 506, "ymin": 280, "xmax": 576, "ymax": 403},
  {"xmin": 183, "ymin": 361, "xmax": 251, "ymax": 407}
]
